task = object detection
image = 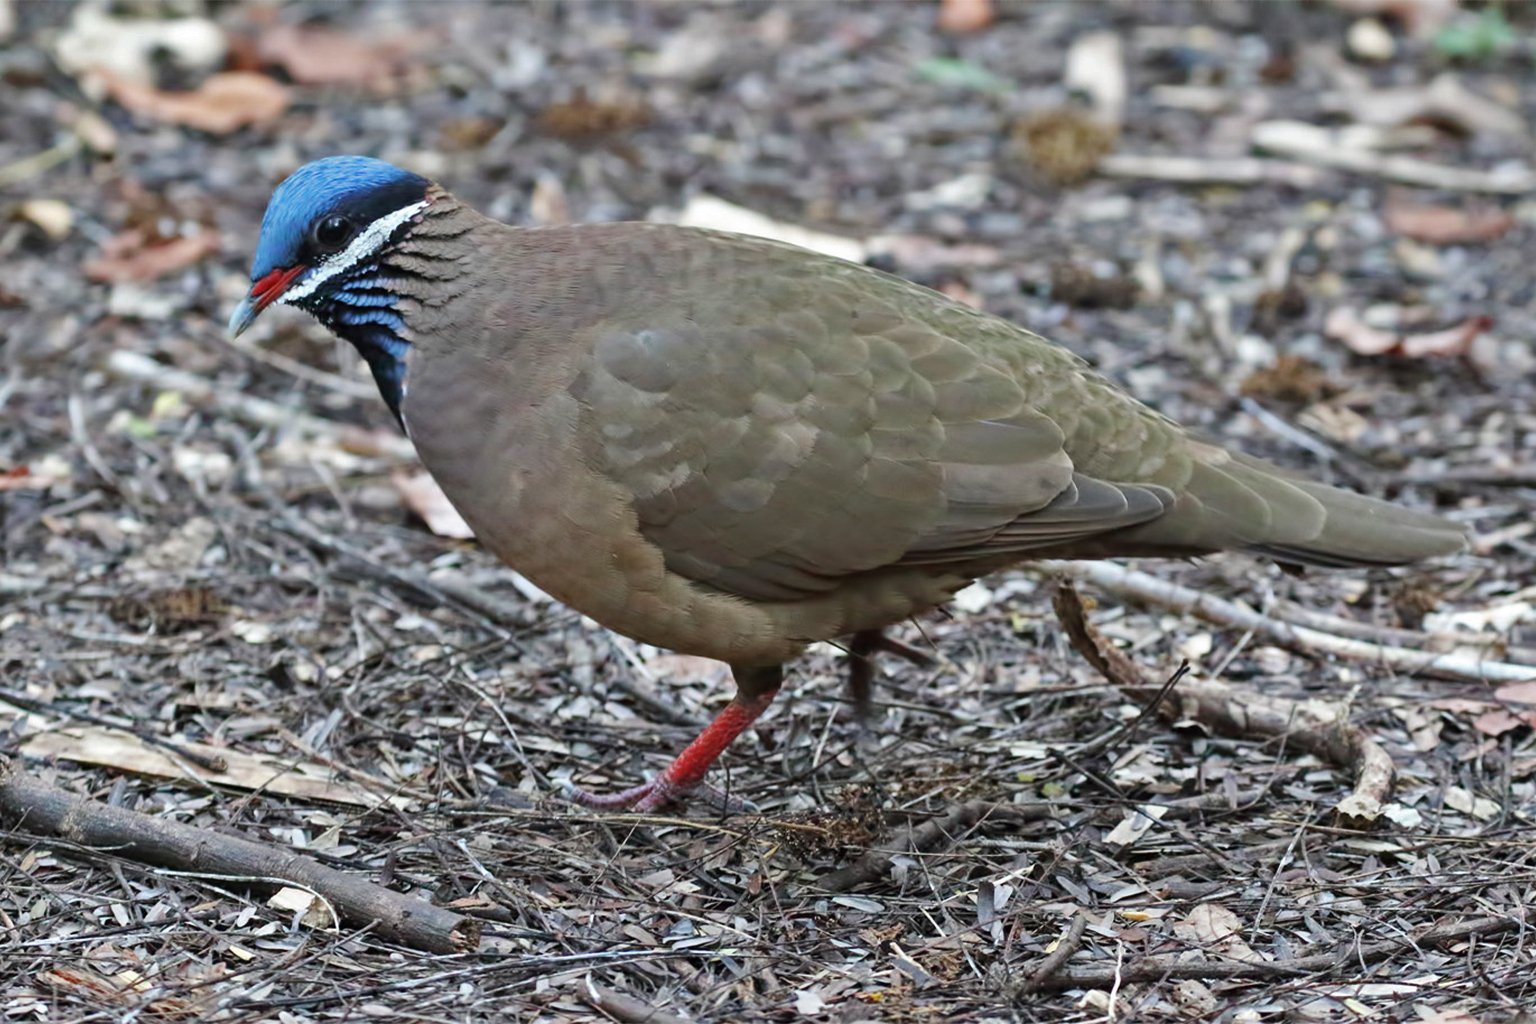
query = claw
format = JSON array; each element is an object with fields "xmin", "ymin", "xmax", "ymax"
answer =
[{"xmin": 563, "ymin": 776, "xmax": 757, "ymax": 814}]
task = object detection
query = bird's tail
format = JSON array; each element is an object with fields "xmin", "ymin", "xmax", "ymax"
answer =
[{"xmin": 1112, "ymin": 443, "xmax": 1466, "ymax": 567}]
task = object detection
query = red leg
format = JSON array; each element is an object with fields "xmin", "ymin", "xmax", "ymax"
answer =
[{"xmin": 565, "ymin": 664, "xmax": 782, "ymax": 813}]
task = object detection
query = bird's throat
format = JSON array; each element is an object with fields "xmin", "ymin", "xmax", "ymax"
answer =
[
  {"xmin": 336, "ymin": 322, "xmax": 410, "ymax": 424},
  {"xmin": 311, "ymin": 270, "xmax": 413, "ymax": 425}
]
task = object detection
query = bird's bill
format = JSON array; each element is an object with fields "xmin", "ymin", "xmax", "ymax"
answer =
[{"xmin": 227, "ymin": 264, "xmax": 306, "ymax": 338}]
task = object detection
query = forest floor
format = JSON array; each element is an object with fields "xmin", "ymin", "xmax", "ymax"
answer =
[{"xmin": 2, "ymin": 1, "xmax": 1535, "ymax": 1021}]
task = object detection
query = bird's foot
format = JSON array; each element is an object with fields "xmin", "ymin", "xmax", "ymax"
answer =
[
  {"xmin": 561, "ymin": 776, "xmax": 758, "ymax": 815},
  {"xmin": 562, "ymin": 676, "xmax": 780, "ymax": 815}
]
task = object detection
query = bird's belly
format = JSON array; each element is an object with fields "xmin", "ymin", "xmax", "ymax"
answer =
[{"xmin": 402, "ymin": 382, "xmax": 812, "ymax": 664}]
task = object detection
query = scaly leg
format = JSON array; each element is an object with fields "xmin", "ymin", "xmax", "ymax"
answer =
[{"xmin": 565, "ymin": 663, "xmax": 783, "ymax": 813}]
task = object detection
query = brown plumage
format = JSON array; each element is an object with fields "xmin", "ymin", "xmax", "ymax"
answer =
[{"xmin": 235, "ymin": 161, "xmax": 1466, "ymax": 812}]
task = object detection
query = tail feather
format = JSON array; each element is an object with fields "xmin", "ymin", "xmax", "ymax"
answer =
[{"xmin": 1112, "ymin": 446, "xmax": 1466, "ymax": 568}]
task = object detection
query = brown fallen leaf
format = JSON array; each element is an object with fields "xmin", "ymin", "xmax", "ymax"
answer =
[
  {"xmin": 257, "ymin": 24, "xmax": 417, "ymax": 87},
  {"xmin": 1240, "ymin": 354, "xmax": 1334, "ymax": 405},
  {"xmin": 867, "ymin": 234, "xmax": 1001, "ymax": 273},
  {"xmin": 1384, "ymin": 196, "xmax": 1515, "ymax": 245},
  {"xmin": 1494, "ymin": 681, "xmax": 1536, "ymax": 705},
  {"xmin": 0, "ymin": 465, "xmax": 65, "ymax": 491},
  {"xmin": 391, "ymin": 469, "xmax": 473, "ymax": 539},
  {"xmin": 104, "ymin": 70, "xmax": 288, "ymax": 135},
  {"xmin": 938, "ymin": 0, "xmax": 994, "ymax": 33},
  {"xmin": 84, "ymin": 227, "xmax": 220, "ymax": 283},
  {"xmin": 536, "ymin": 88, "xmax": 652, "ymax": 141},
  {"xmin": 643, "ymin": 654, "xmax": 731, "ymax": 686},
  {"xmin": 1473, "ymin": 708, "xmax": 1536, "ymax": 737},
  {"xmin": 1324, "ymin": 306, "xmax": 1492, "ymax": 358},
  {"xmin": 1428, "ymin": 697, "xmax": 1498, "ymax": 715}
]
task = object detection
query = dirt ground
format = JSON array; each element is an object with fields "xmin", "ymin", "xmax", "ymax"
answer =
[{"xmin": 3, "ymin": 1, "xmax": 1536, "ymax": 1021}]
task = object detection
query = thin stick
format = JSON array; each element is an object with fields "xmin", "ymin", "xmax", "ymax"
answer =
[
  {"xmin": 583, "ymin": 977, "xmax": 690, "ymax": 1024},
  {"xmin": 817, "ymin": 800, "xmax": 1052, "ymax": 892},
  {"xmin": 1029, "ymin": 914, "xmax": 1519, "ymax": 990},
  {"xmin": 1037, "ymin": 560, "xmax": 1535, "ymax": 685},
  {"xmin": 0, "ymin": 755, "xmax": 479, "ymax": 954},
  {"xmin": 105, "ymin": 350, "xmax": 417, "ymax": 462},
  {"xmin": 1097, "ymin": 153, "xmax": 1326, "ymax": 187},
  {"xmin": 1022, "ymin": 913, "xmax": 1091, "ymax": 992},
  {"xmin": 1251, "ymin": 120, "xmax": 1536, "ymax": 194},
  {"xmin": 1052, "ymin": 582, "xmax": 1396, "ymax": 822}
]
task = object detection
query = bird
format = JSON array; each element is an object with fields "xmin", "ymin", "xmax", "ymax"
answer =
[{"xmin": 231, "ymin": 156, "xmax": 1466, "ymax": 812}]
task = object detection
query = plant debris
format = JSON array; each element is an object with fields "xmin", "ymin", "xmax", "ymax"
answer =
[{"xmin": 3, "ymin": 3, "xmax": 1533, "ymax": 1021}]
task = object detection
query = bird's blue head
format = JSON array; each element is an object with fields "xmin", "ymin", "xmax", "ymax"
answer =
[{"xmin": 230, "ymin": 156, "xmax": 433, "ymax": 421}]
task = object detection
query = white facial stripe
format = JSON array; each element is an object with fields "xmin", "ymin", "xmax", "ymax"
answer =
[{"xmin": 279, "ymin": 200, "xmax": 429, "ymax": 305}]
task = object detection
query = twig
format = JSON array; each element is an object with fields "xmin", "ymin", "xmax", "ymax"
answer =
[
  {"xmin": 0, "ymin": 755, "xmax": 480, "ymax": 954},
  {"xmin": 1251, "ymin": 120, "xmax": 1536, "ymax": 195},
  {"xmin": 1267, "ymin": 598, "xmax": 1536, "ymax": 666},
  {"xmin": 583, "ymin": 976, "xmax": 690, "ymax": 1024},
  {"xmin": 1029, "ymin": 913, "xmax": 1520, "ymax": 990},
  {"xmin": 0, "ymin": 136, "xmax": 82, "ymax": 190},
  {"xmin": 1395, "ymin": 463, "xmax": 1536, "ymax": 489},
  {"xmin": 1052, "ymin": 582, "xmax": 1396, "ymax": 823},
  {"xmin": 104, "ymin": 350, "xmax": 417, "ymax": 462},
  {"xmin": 267, "ymin": 511, "xmax": 530, "ymax": 635},
  {"xmin": 1037, "ymin": 560, "xmax": 1536, "ymax": 685},
  {"xmin": 1097, "ymin": 153, "xmax": 1327, "ymax": 187},
  {"xmin": 0, "ymin": 686, "xmax": 228, "ymax": 773},
  {"xmin": 1022, "ymin": 913, "xmax": 1090, "ymax": 992},
  {"xmin": 818, "ymin": 800, "xmax": 1052, "ymax": 892}
]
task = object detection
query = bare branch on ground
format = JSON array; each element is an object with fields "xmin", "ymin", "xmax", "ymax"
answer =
[
  {"xmin": 1038, "ymin": 560, "xmax": 1536, "ymax": 685},
  {"xmin": 0, "ymin": 755, "xmax": 480, "ymax": 954},
  {"xmin": 1051, "ymin": 582, "xmax": 1396, "ymax": 823},
  {"xmin": 1029, "ymin": 913, "xmax": 1521, "ymax": 990}
]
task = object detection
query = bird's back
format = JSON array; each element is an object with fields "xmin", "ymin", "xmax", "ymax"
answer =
[{"xmin": 393, "ymin": 211, "xmax": 1463, "ymax": 659}]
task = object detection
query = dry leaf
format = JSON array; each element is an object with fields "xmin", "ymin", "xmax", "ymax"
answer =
[
  {"xmin": 866, "ymin": 234, "xmax": 1001, "ymax": 273},
  {"xmin": 1428, "ymin": 697, "xmax": 1498, "ymax": 714},
  {"xmin": 1175, "ymin": 905, "xmax": 1265, "ymax": 963},
  {"xmin": 19, "ymin": 726, "xmax": 412, "ymax": 809},
  {"xmin": 938, "ymin": 0, "xmax": 994, "ymax": 34},
  {"xmin": 655, "ymin": 195, "xmax": 866, "ymax": 263},
  {"xmin": 1332, "ymin": 73, "xmax": 1527, "ymax": 142},
  {"xmin": 1472, "ymin": 708, "xmax": 1536, "ymax": 737},
  {"xmin": 53, "ymin": 5, "xmax": 225, "ymax": 86},
  {"xmin": 104, "ymin": 70, "xmax": 288, "ymax": 135},
  {"xmin": 793, "ymin": 989, "xmax": 827, "ymax": 1016},
  {"xmin": 391, "ymin": 469, "xmax": 474, "ymax": 539},
  {"xmin": 16, "ymin": 199, "xmax": 73, "ymax": 240},
  {"xmin": 1384, "ymin": 197, "xmax": 1514, "ymax": 245},
  {"xmin": 0, "ymin": 464, "xmax": 66, "ymax": 491},
  {"xmin": 1325, "ymin": 306, "xmax": 1491, "ymax": 358},
  {"xmin": 536, "ymin": 88, "xmax": 652, "ymax": 141},
  {"xmin": 268, "ymin": 887, "xmax": 337, "ymax": 929},
  {"xmin": 1494, "ymin": 681, "xmax": 1536, "ymax": 705},
  {"xmin": 1104, "ymin": 804, "xmax": 1168, "ymax": 847},
  {"xmin": 643, "ymin": 654, "xmax": 731, "ymax": 686},
  {"xmin": 1065, "ymin": 31, "xmax": 1126, "ymax": 127},
  {"xmin": 257, "ymin": 24, "xmax": 417, "ymax": 87},
  {"xmin": 84, "ymin": 228, "xmax": 220, "ymax": 284}
]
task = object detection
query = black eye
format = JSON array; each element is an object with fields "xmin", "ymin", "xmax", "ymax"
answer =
[{"xmin": 310, "ymin": 215, "xmax": 355, "ymax": 254}]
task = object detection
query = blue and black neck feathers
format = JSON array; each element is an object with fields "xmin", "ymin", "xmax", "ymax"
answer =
[
  {"xmin": 234, "ymin": 156, "xmax": 433, "ymax": 427},
  {"xmin": 307, "ymin": 261, "xmax": 414, "ymax": 423}
]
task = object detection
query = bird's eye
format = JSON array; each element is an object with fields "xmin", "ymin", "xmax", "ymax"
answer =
[{"xmin": 311, "ymin": 215, "xmax": 355, "ymax": 254}]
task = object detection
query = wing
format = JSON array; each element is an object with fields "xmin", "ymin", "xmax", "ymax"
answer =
[{"xmin": 567, "ymin": 240, "xmax": 1172, "ymax": 602}]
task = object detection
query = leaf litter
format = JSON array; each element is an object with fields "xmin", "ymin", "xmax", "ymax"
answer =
[{"xmin": 2, "ymin": 2, "xmax": 1534, "ymax": 1022}]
